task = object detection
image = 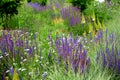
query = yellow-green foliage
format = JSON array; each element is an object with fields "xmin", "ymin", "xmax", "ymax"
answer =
[
  {"xmin": 13, "ymin": 69, "xmax": 19, "ymax": 80},
  {"xmin": 88, "ymin": 22, "xmax": 93, "ymax": 33},
  {"xmin": 81, "ymin": 13, "xmax": 86, "ymax": 24}
]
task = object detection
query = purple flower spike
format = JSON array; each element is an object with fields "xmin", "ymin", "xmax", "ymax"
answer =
[
  {"xmin": 9, "ymin": 67, "xmax": 14, "ymax": 75},
  {"xmin": 102, "ymin": 52, "xmax": 106, "ymax": 67},
  {"xmin": 28, "ymin": 46, "xmax": 34, "ymax": 55},
  {"xmin": 118, "ymin": 60, "xmax": 120, "ymax": 74}
]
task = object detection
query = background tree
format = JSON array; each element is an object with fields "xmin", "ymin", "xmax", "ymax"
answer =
[
  {"xmin": 0, "ymin": 0, "xmax": 22, "ymax": 29},
  {"xmin": 68, "ymin": 0, "xmax": 94, "ymax": 12}
]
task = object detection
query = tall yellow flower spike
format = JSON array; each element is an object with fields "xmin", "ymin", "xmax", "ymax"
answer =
[
  {"xmin": 88, "ymin": 22, "xmax": 93, "ymax": 33},
  {"xmin": 101, "ymin": 20, "xmax": 106, "ymax": 31},
  {"xmin": 81, "ymin": 13, "xmax": 86, "ymax": 24},
  {"xmin": 53, "ymin": 5, "xmax": 56, "ymax": 11},
  {"xmin": 94, "ymin": 21, "xmax": 98, "ymax": 31},
  {"xmin": 91, "ymin": 11, "xmax": 95, "ymax": 21},
  {"xmin": 97, "ymin": 17, "xmax": 102, "ymax": 29},
  {"xmin": 13, "ymin": 69, "xmax": 19, "ymax": 80},
  {"xmin": 6, "ymin": 77, "xmax": 9, "ymax": 80},
  {"xmin": 83, "ymin": 31, "xmax": 86, "ymax": 37},
  {"xmin": 52, "ymin": 5, "xmax": 58, "ymax": 14}
]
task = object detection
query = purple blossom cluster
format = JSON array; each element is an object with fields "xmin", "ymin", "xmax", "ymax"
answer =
[
  {"xmin": 60, "ymin": 6, "xmax": 81, "ymax": 26},
  {"xmin": 28, "ymin": 2, "xmax": 52, "ymax": 12},
  {"xmin": 55, "ymin": 34, "xmax": 90, "ymax": 73}
]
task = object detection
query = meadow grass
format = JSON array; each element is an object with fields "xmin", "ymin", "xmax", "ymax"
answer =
[{"xmin": 0, "ymin": 1, "xmax": 120, "ymax": 80}]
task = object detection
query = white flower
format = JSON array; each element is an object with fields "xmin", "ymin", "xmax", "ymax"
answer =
[
  {"xmin": 6, "ymin": 70, "xmax": 10, "ymax": 73},
  {"xmin": 29, "ymin": 40, "xmax": 31, "ymax": 43},
  {"xmin": 31, "ymin": 33, "xmax": 33, "ymax": 36},
  {"xmin": 98, "ymin": 0, "xmax": 104, "ymax": 3},
  {"xmin": 41, "ymin": 56, "xmax": 43, "ymax": 59},
  {"xmin": 21, "ymin": 57, "xmax": 23, "ymax": 59},
  {"xmin": 13, "ymin": 63, "xmax": 17, "ymax": 66},
  {"xmin": 25, "ymin": 32, "xmax": 29, "ymax": 35},
  {"xmin": 90, "ymin": 40, "xmax": 93, "ymax": 42},
  {"xmin": 23, "ymin": 59, "xmax": 27, "ymax": 62},
  {"xmin": 36, "ymin": 59, "xmax": 39, "ymax": 62},
  {"xmin": 20, "ymin": 62, "xmax": 23, "ymax": 64},
  {"xmin": 25, "ymin": 49, "xmax": 29, "ymax": 51},
  {"xmin": 83, "ymin": 46, "xmax": 86, "ymax": 48},
  {"xmin": 35, "ymin": 32, "xmax": 39, "ymax": 35},
  {"xmin": 29, "ymin": 72, "xmax": 33, "ymax": 75},
  {"xmin": 85, "ymin": 40, "xmax": 88, "ymax": 43},
  {"xmin": 5, "ymin": 53, "xmax": 9, "ymax": 57},
  {"xmin": 18, "ymin": 68, "xmax": 22, "ymax": 71},
  {"xmin": 0, "ymin": 56, "xmax": 3, "ymax": 59},
  {"xmin": 34, "ymin": 47, "xmax": 37, "ymax": 50},
  {"xmin": 21, "ymin": 68, "xmax": 26, "ymax": 71}
]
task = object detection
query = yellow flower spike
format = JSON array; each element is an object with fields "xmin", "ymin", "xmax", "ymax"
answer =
[
  {"xmin": 97, "ymin": 17, "xmax": 102, "ymax": 29},
  {"xmin": 91, "ymin": 11, "xmax": 95, "ymax": 21},
  {"xmin": 101, "ymin": 20, "xmax": 106, "ymax": 31},
  {"xmin": 94, "ymin": 21, "xmax": 98, "ymax": 31},
  {"xmin": 13, "ymin": 69, "xmax": 19, "ymax": 80},
  {"xmin": 52, "ymin": 5, "xmax": 56, "ymax": 11},
  {"xmin": 88, "ymin": 22, "xmax": 93, "ymax": 33},
  {"xmin": 6, "ymin": 77, "xmax": 9, "ymax": 80},
  {"xmin": 52, "ymin": 5, "xmax": 58, "ymax": 14},
  {"xmin": 81, "ymin": 13, "xmax": 86, "ymax": 24},
  {"xmin": 83, "ymin": 31, "xmax": 86, "ymax": 37},
  {"xmin": 91, "ymin": 31, "xmax": 95, "ymax": 37},
  {"xmin": 53, "ymin": 18, "xmax": 64, "ymax": 25}
]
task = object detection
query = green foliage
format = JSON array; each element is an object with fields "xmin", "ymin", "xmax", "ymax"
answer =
[
  {"xmin": 84, "ymin": 0, "xmax": 120, "ymax": 23},
  {"xmin": 69, "ymin": 24, "xmax": 89, "ymax": 36},
  {"xmin": 68, "ymin": 0, "xmax": 94, "ymax": 12},
  {"xmin": 84, "ymin": 1, "xmax": 113, "ymax": 22},
  {"xmin": 48, "ymin": 61, "xmax": 112, "ymax": 80}
]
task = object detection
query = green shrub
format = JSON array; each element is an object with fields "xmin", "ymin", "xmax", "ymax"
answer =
[
  {"xmin": 84, "ymin": 1, "xmax": 113, "ymax": 22},
  {"xmin": 69, "ymin": 24, "xmax": 89, "ymax": 36}
]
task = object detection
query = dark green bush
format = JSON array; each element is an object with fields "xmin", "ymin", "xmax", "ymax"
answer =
[
  {"xmin": 0, "ymin": 0, "xmax": 22, "ymax": 29},
  {"xmin": 68, "ymin": 0, "xmax": 94, "ymax": 12},
  {"xmin": 30, "ymin": 0, "xmax": 47, "ymax": 6}
]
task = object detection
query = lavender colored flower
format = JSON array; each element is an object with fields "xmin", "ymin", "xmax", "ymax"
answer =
[
  {"xmin": 53, "ymin": 34, "xmax": 90, "ymax": 74},
  {"xmin": 60, "ymin": 6, "xmax": 81, "ymax": 26},
  {"xmin": 9, "ymin": 67, "xmax": 14, "ymax": 75},
  {"xmin": 28, "ymin": 46, "xmax": 34, "ymax": 55},
  {"xmin": 42, "ymin": 72, "xmax": 47, "ymax": 79}
]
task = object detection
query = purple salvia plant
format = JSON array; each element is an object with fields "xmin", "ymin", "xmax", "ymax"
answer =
[
  {"xmin": 96, "ymin": 29, "xmax": 120, "ymax": 74},
  {"xmin": 55, "ymin": 34, "xmax": 90, "ymax": 73}
]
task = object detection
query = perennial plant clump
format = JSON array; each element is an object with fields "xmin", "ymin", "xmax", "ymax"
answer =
[{"xmin": 95, "ymin": 29, "xmax": 120, "ymax": 77}]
